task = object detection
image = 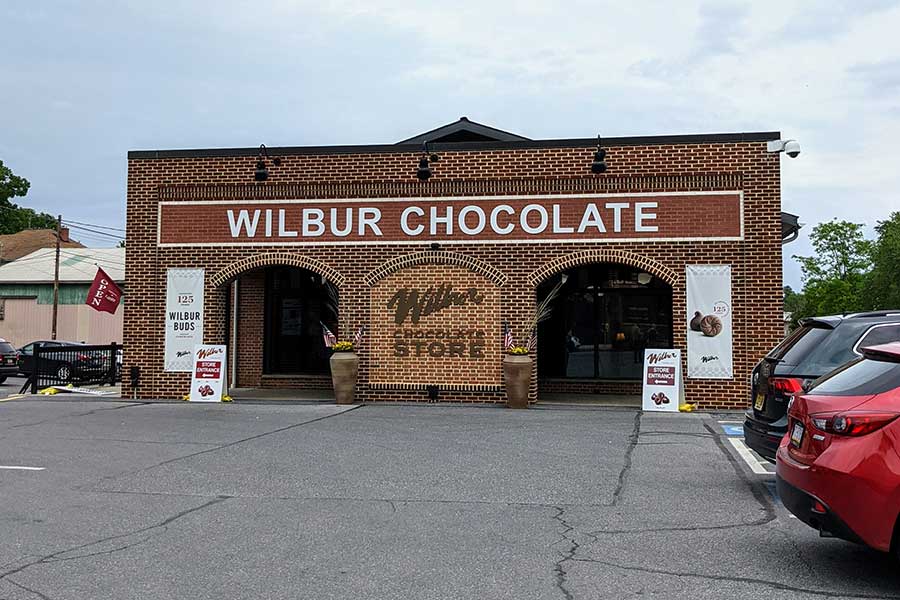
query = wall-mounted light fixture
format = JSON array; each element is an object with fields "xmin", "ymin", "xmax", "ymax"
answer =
[
  {"xmin": 591, "ymin": 135, "xmax": 608, "ymax": 174},
  {"xmin": 416, "ymin": 141, "xmax": 440, "ymax": 181},
  {"xmin": 254, "ymin": 144, "xmax": 283, "ymax": 182}
]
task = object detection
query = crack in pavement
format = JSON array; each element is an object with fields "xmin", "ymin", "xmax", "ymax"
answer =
[
  {"xmin": 569, "ymin": 556, "xmax": 900, "ymax": 599},
  {"xmin": 0, "ymin": 496, "xmax": 230, "ymax": 584},
  {"xmin": 82, "ymin": 405, "xmax": 363, "ymax": 493},
  {"xmin": 609, "ymin": 411, "xmax": 642, "ymax": 507},
  {"xmin": 585, "ymin": 512, "xmax": 775, "ymax": 537},
  {"xmin": 550, "ymin": 506, "xmax": 578, "ymax": 600},
  {"xmin": 3, "ymin": 402, "xmax": 147, "ymax": 432},
  {"xmin": 5, "ymin": 577, "xmax": 53, "ymax": 600},
  {"xmin": 114, "ymin": 405, "xmax": 362, "ymax": 476}
]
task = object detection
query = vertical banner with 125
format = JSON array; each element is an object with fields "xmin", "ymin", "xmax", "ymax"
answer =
[
  {"xmin": 164, "ymin": 268, "xmax": 205, "ymax": 372},
  {"xmin": 686, "ymin": 265, "xmax": 733, "ymax": 379}
]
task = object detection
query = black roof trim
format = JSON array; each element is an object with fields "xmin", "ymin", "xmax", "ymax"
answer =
[
  {"xmin": 128, "ymin": 131, "xmax": 781, "ymax": 160},
  {"xmin": 397, "ymin": 116, "xmax": 531, "ymax": 144}
]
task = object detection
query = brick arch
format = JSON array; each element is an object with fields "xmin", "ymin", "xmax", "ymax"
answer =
[
  {"xmin": 209, "ymin": 252, "xmax": 346, "ymax": 288},
  {"xmin": 364, "ymin": 251, "xmax": 507, "ymax": 287},
  {"xmin": 528, "ymin": 249, "xmax": 678, "ymax": 288}
]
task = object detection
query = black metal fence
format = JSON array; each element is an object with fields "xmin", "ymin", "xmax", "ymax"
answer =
[{"xmin": 28, "ymin": 343, "xmax": 120, "ymax": 393}]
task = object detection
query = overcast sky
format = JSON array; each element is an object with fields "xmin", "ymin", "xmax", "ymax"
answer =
[{"xmin": 2, "ymin": 1, "xmax": 899, "ymax": 288}]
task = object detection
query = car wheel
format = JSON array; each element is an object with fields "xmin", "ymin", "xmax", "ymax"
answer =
[
  {"xmin": 56, "ymin": 364, "xmax": 72, "ymax": 382},
  {"xmin": 0, "ymin": 376, "xmax": 6, "ymax": 384}
]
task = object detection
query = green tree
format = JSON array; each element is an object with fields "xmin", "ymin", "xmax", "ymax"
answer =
[
  {"xmin": 0, "ymin": 160, "xmax": 57, "ymax": 234},
  {"xmin": 792, "ymin": 220, "xmax": 873, "ymax": 318},
  {"xmin": 866, "ymin": 211, "xmax": 900, "ymax": 310},
  {"xmin": 783, "ymin": 285, "xmax": 807, "ymax": 329}
]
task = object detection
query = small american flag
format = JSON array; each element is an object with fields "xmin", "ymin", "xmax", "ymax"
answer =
[
  {"xmin": 503, "ymin": 322, "xmax": 514, "ymax": 350},
  {"xmin": 353, "ymin": 325, "xmax": 366, "ymax": 346},
  {"xmin": 321, "ymin": 321, "xmax": 337, "ymax": 347},
  {"xmin": 525, "ymin": 328, "xmax": 537, "ymax": 353}
]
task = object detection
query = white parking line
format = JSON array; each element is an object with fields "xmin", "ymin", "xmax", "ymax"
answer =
[
  {"xmin": 728, "ymin": 438, "xmax": 770, "ymax": 475},
  {"xmin": 0, "ymin": 465, "xmax": 45, "ymax": 471}
]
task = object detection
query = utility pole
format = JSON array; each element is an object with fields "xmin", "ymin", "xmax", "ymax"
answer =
[{"xmin": 51, "ymin": 214, "xmax": 61, "ymax": 340}]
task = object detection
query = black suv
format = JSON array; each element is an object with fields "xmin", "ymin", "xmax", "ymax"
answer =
[
  {"xmin": 744, "ymin": 311, "xmax": 900, "ymax": 462},
  {"xmin": 0, "ymin": 338, "xmax": 17, "ymax": 384}
]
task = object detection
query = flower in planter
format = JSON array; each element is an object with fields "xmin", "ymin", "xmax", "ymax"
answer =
[
  {"xmin": 331, "ymin": 341, "xmax": 355, "ymax": 352},
  {"xmin": 507, "ymin": 346, "xmax": 530, "ymax": 356}
]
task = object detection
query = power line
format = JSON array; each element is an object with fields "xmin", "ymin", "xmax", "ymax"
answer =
[
  {"xmin": 63, "ymin": 223, "xmax": 125, "ymax": 240},
  {"xmin": 63, "ymin": 219, "xmax": 126, "ymax": 233}
]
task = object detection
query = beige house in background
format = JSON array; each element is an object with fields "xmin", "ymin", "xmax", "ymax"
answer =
[{"xmin": 0, "ymin": 248, "xmax": 124, "ymax": 348}]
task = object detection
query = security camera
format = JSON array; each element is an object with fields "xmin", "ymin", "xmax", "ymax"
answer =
[
  {"xmin": 767, "ymin": 138, "xmax": 801, "ymax": 158},
  {"xmin": 783, "ymin": 139, "xmax": 801, "ymax": 158}
]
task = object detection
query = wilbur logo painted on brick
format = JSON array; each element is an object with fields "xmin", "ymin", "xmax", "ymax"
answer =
[{"xmin": 387, "ymin": 284, "xmax": 484, "ymax": 325}]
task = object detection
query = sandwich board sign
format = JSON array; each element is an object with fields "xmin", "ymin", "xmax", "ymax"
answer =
[
  {"xmin": 642, "ymin": 349, "xmax": 683, "ymax": 413},
  {"xmin": 189, "ymin": 344, "xmax": 226, "ymax": 402}
]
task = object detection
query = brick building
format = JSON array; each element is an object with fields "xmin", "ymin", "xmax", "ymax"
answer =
[{"xmin": 124, "ymin": 118, "xmax": 792, "ymax": 409}]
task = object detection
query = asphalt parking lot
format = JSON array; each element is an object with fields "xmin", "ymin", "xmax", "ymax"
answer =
[{"xmin": 0, "ymin": 395, "xmax": 898, "ymax": 599}]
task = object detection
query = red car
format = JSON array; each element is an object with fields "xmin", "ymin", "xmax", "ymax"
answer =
[{"xmin": 776, "ymin": 342, "xmax": 900, "ymax": 557}]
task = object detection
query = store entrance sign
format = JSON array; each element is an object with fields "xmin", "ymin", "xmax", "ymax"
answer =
[
  {"xmin": 189, "ymin": 344, "xmax": 226, "ymax": 402},
  {"xmin": 642, "ymin": 349, "xmax": 683, "ymax": 413}
]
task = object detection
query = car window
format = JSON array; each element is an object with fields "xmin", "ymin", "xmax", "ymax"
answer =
[
  {"xmin": 771, "ymin": 325, "xmax": 832, "ymax": 368},
  {"xmin": 809, "ymin": 356, "xmax": 900, "ymax": 396},
  {"xmin": 0, "ymin": 342, "xmax": 14, "ymax": 353},
  {"xmin": 855, "ymin": 324, "xmax": 900, "ymax": 353},
  {"xmin": 21, "ymin": 343, "xmax": 33, "ymax": 354}
]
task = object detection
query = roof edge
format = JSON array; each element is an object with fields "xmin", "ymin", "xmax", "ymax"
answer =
[{"xmin": 129, "ymin": 131, "xmax": 782, "ymax": 160}]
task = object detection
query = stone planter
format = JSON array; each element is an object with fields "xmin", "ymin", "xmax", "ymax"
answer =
[
  {"xmin": 503, "ymin": 354, "xmax": 532, "ymax": 409},
  {"xmin": 330, "ymin": 351, "xmax": 359, "ymax": 405}
]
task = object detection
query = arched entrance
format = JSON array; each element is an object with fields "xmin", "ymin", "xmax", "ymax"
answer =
[
  {"xmin": 536, "ymin": 263, "xmax": 673, "ymax": 383},
  {"xmin": 210, "ymin": 253, "xmax": 343, "ymax": 393}
]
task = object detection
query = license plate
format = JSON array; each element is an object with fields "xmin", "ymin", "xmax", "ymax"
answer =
[
  {"xmin": 754, "ymin": 392, "xmax": 765, "ymax": 411},
  {"xmin": 790, "ymin": 422, "xmax": 805, "ymax": 448}
]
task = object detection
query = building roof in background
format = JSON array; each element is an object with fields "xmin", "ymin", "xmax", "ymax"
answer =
[
  {"xmin": 0, "ymin": 248, "xmax": 124, "ymax": 284},
  {"xmin": 396, "ymin": 116, "xmax": 532, "ymax": 145},
  {"xmin": 0, "ymin": 228, "xmax": 84, "ymax": 263}
]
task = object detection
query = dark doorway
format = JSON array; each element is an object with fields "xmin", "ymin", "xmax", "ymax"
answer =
[
  {"xmin": 537, "ymin": 264, "xmax": 672, "ymax": 380},
  {"xmin": 264, "ymin": 267, "xmax": 337, "ymax": 375}
]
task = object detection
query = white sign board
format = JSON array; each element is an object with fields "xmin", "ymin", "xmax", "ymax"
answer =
[
  {"xmin": 642, "ymin": 349, "xmax": 683, "ymax": 413},
  {"xmin": 686, "ymin": 265, "xmax": 733, "ymax": 379},
  {"xmin": 189, "ymin": 344, "xmax": 226, "ymax": 402},
  {"xmin": 164, "ymin": 268, "xmax": 205, "ymax": 372}
]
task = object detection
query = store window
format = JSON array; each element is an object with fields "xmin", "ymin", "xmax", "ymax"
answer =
[{"xmin": 537, "ymin": 264, "xmax": 673, "ymax": 380}]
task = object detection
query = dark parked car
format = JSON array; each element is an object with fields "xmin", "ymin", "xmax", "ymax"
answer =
[
  {"xmin": 17, "ymin": 340, "xmax": 108, "ymax": 383},
  {"xmin": 0, "ymin": 338, "xmax": 17, "ymax": 384},
  {"xmin": 744, "ymin": 311, "xmax": 900, "ymax": 462}
]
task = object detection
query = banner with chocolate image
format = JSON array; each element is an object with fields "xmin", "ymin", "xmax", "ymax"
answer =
[{"xmin": 686, "ymin": 265, "xmax": 733, "ymax": 379}]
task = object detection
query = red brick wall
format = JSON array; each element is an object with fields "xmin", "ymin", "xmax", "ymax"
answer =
[
  {"xmin": 235, "ymin": 270, "xmax": 264, "ymax": 387},
  {"xmin": 369, "ymin": 263, "xmax": 501, "ymax": 388},
  {"xmin": 123, "ymin": 141, "xmax": 781, "ymax": 410}
]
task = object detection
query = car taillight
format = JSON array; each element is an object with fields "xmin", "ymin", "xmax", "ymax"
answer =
[
  {"xmin": 770, "ymin": 377, "xmax": 803, "ymax": 395},
  {"xmin": 810, "ymin": 411, "xmax": 899, "ymax": 436},
  {"xmin": 76, "ymin": 353, "xmax": 91, "ymax": 361}
]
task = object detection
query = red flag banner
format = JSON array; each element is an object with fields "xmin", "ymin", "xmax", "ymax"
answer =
[{"xmin": 86, "ymin": 267, "xmax": 122, "ymax": 314}]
